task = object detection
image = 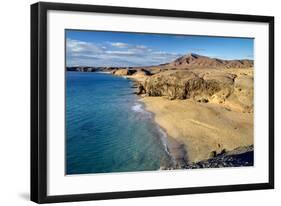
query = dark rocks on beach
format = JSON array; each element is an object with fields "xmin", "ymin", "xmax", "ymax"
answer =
[
  {"xmin": 160, "ymin": 145, "xmax": 253, "ymax": 170},
  {"xmin": 184, "ymin": 145, "xmax": 254, "ymax": 169}
]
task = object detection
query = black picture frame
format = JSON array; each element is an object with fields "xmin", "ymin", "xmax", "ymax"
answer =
[{"xmin": 31, "ymin": 2, "xmax": 274, "ymax": 204}]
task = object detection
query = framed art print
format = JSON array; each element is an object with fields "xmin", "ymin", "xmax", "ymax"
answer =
[{"xmin": 30, "ymin": 2, "xmax": 274, "ymax": 203}]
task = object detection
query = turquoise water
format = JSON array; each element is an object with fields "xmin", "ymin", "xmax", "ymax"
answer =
[{"xmin": 66, "ymin": 72, "xmax": 172, "ymax": 174}]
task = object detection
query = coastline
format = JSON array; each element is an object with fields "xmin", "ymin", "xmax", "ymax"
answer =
[
  {"xmin": 66, "ymin": 51, "xmax": 255, "ymax": 169},
  {"xmin": 67, "ymin": 69, "xmax": 254, "ymax": 168}
]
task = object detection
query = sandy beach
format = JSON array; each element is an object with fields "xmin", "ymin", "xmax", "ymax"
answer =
[{"xmin": 141, "ymin": 96, "xmax": 253, "ymax": 163}]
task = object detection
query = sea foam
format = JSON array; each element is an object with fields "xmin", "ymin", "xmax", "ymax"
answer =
[
  {"xmin": 131, "ymin": 103, "xmax": 144, "ymax": 113},
  {"xmin": 132, "ymin": 103, "xmax": 170, "ymax": 156},
  {"xmin": 157, "ymin": 126, "xmax": 170, "ymax": 155}
]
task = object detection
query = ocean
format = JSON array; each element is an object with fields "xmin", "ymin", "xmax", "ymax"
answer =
[{"xmin": 66, "ymin": 72, "xmax": 172, "ymax": 174}]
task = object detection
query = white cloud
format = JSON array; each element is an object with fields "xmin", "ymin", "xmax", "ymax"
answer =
[
  {"xmin": 66, "ymin": 39, "xmax": 182, "ymax": 67},
  {"xmin": 105, "ymin": 50, "xmax": 136, "ymax": 55},
  {"xmin": 135, "ymin": 45, "xmax": 147, "ymax": 49},
  {"xmin": 109, "ymin": 42, "xmax": 129, "ymax": 48},
  {"xmin": 67, "ymin": 39, "xmax": 104, "ymax": 54}
]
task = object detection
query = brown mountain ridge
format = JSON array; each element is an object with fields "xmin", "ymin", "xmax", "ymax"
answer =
[{"xmin": 167, "ymin": 53, "xmax": 253, "ymax": 69}]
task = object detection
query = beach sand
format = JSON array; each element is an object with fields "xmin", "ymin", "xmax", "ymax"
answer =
[{"xmin": 141, "ymin": 97, "xmax": 253, "ymax": 163}]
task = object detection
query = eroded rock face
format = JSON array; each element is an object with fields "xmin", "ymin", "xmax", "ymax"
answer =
[
  {"xmin": 131, "ymin": 69, "xmax": 151, "ymax": 78},
  {"xmin": 144, "ymin": 70, "xmax": 233, "ymax": 100},
  {"xmin": 144, "ymin": 70, "xmax": 197, "ymax": 99},
  {"xmin": 114, "ymin": 69, "xmax": 137, "ymax": 76},
  {"xmin": 137, "ymin": 84, "xmax": 146, "ymax": 95},
  {"xmin": 232, "ymin": 75, "xmax": 254, "ymax": 112},
  {"xmin": 142, "ymin": 69, "xmax": 253, "ymax": 112}
]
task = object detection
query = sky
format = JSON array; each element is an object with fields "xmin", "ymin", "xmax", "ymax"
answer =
[{"xmin": 66, "ymin": 30, "xmax": 254, "ymax": 67}]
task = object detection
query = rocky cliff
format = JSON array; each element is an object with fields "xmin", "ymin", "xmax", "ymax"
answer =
[{"xmin": 139, "ymin": 69, "xmax": 253, "ymax": 113}]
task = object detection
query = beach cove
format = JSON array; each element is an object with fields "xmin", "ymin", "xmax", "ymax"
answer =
[
  {"xmin": 119, "ymin": 66, "xmax": 254, "ymax": 168},
  {"xmin": 66, "ymin": 53, "xmax": 254, "ymax": 171}
]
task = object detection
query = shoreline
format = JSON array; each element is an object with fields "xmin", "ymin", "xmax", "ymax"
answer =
[
  {"xmin": 130, "ymin": 77, "xmax": 190, "ymax": 168},
  {"xmin": 139, "ymin": 99, "xmax": 189, "ymax": 169}
]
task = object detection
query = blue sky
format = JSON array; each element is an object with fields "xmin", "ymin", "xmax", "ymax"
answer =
[{"xmin": 66, "ymin": 30, "xmax": 254, "ymax": 67}]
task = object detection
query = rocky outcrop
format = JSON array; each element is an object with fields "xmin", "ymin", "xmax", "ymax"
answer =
[
  {"xmin": 131, "ymin": 69, "xmax": 151, "ymax": 78},
  {"xmin": 143, "ymin": 70, "xmax": 234, "ymax": 100},
  {"xmin": 137, "ymin": 84, "xmax": 146, "ymax": 95},
  {"xmin": 141, "ymin": 69, "xmax": 253, "ymax": 112},
  {"xmin": 226, "ymin": 59, "xmax": 253, "ymax": 68},
  {"xmin": 144, "ymin": 70, "xmax": 199, "ymax": 99},
  {"xmin": 114, "ymin": 69, "xmax": 137, "ymax": 76},
  {"xmin": 232, "ymin": 75, "xmax": 254, "ymax": 112},
  {"xmin": 103, "ymin": 67, "xmax": 120, "ymax": 73}
]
